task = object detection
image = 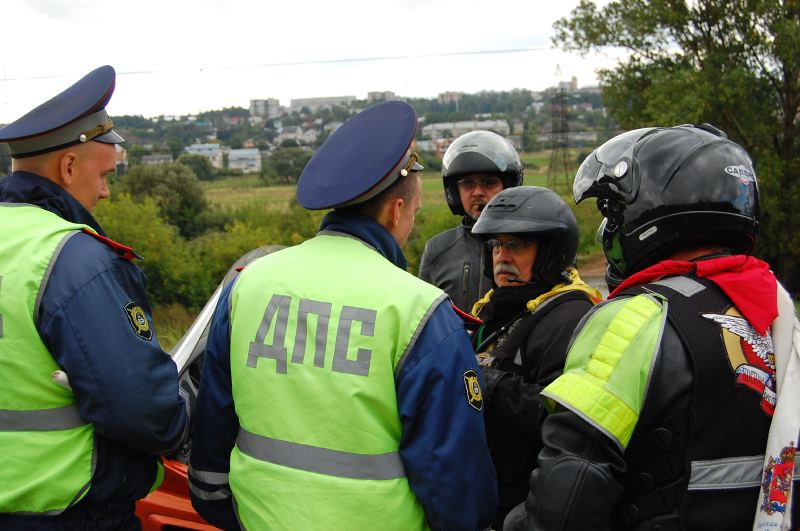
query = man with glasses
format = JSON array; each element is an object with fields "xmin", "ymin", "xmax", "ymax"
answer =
[
  {"xmin": 419, "ymin": 130, "xmax": 523, "ymax": 312},
  {"xmin": 468, "ymin": 186, "xmax": 601, "ymax": 530}
]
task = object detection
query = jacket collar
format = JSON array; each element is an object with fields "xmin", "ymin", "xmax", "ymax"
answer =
[
  {"xmin": 0, "ymin": 171, "xmax": 106, "ymax": 235},
  {"xmin": 319, "ymin": 210, "xmax": 408, "ymax": 270}
]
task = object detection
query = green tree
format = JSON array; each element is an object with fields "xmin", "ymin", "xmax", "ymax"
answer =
[
  {"xmin": 93, "ymin": 194, "xmax": 191, "ymax": 306},
  {"xmin": 125, "ymin": 143, "xmax": 150, "ymax": 166},
  {"xmin": 265, "ymin": 147, "xmax": 313, "ymax": 184},
  {"xmin": 177, "ymin": 153, "xmax": 216, "ymax": 181},
  {"xmin": 119, "ymin": 163, "xmax": 209, "ymax": 238},
  {"xmin": 554, "ymin": 0, "xmax": 800, "ymax": 292}
]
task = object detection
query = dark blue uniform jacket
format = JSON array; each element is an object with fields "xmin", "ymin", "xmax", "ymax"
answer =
[
  {"xmin": 189, "ymin": 211, "xmax": 497, "ymax": 530},
  {"xmin": 0, "ymin": 172, "xmax": 188, "ymax": 529}
]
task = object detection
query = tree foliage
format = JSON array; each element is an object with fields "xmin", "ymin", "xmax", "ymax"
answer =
[
  {"xmin": 177, "ymin": 153, "xmax": 216, "ymax": 181},
  {"xmin": 119, "ymin": 163, "xmax": 209, "ymax": 238},
  {"xmin": 554, "ymin": 0, "xmax": 800, "ymax": 292},
  {"xmin": 263, "ymin": 147, "xmax": 313, "ymax": 184}
]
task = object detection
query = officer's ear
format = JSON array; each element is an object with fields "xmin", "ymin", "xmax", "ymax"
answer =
[
  {"xmin": 59, "ymin": 150, "xmax": 80, "ymax": 187},
  {"xmin": 387, "ymin": 196, "xmax": 404, "ymax": 227}
]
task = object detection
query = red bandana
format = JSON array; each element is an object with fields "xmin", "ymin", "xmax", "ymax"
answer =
[{"xmin": 610, "ymin": 255, "xmax": 777, "ymax": 335}]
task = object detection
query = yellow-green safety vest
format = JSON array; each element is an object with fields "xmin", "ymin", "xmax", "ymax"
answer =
[
  {"xmin": 0, "ymin": 204, "xmax": 95, "ymax": 514},
  {"xmin": 229, "ymin": 232, "xmax": 446, "ymax": 530}
]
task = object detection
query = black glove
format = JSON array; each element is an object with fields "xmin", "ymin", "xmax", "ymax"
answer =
[
  {"xmin": 179, "ymin": 373, "xmax": 198, "ymax": 416},
  {"xmin": 480, "ymin": 366, "xmax": 510, "ymax": 403},
  {"xmin": 172, "ymin": 373, "xmax": 199, "ymax": 463}
]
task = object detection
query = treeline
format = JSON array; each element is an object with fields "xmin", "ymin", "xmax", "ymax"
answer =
[
  {"xmin": 94, "ymin": 158, "xmax": 603, "ymax": 311},
  {"xmin": 95, "ymin": 162, "xmax": 323, "ymax": 308}
]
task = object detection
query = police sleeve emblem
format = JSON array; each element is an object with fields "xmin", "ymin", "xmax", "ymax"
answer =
[
  {"xmin": 463, "ymin": 369, "xmax": 484, "ymax": 411},
  {"xmin": 124, "ymin": 302, "xmax": 153, "ymax": 340}
]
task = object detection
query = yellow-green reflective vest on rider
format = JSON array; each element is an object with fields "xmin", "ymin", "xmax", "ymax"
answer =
[
  {"xmin": 229, "ymin": 232, "xmax": 446, "ymax": 530},
  {"xmin": 0, "ymin": 204, "xmax": 95, "ymax": 514}
]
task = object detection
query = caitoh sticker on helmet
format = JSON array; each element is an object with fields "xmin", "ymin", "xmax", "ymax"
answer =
[
  {"xmin": 463, "ymin": 369, "xmax": 484, "ymax": 411},
  {"xmin": 125, "ymin": 302, "xmax": 153, "ymax": 341},
  {"xmin": 724, "ymin": 165, "xmax": 755, "ymax": 180},
  {"xmin": 639, "ymin": 225, "xmax": 658, "ymax": 241}
]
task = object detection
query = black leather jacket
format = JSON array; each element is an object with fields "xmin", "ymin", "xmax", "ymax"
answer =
[
  {"xmin": 477, "ymin": 289, "xmax": 596, "ymax": 529},
  {"xmin": 526, "ymin": 276, "xmax": 798, "ymax": 530},
  {"xmin": 418, "ymin": 217, "xmax": 491, "ymax": 312},
  {"xmin": 526, "ymin": 318, "xmax": 692, "ymax": 530}
]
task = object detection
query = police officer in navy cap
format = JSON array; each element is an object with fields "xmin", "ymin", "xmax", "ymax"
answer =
[
  {"xmin": 0, "ymin": 66, "xmax": 191, "ymax": 529},
  {"xmin": 189, "ymin": 100, "xmax": 498, "ymax": 530}
]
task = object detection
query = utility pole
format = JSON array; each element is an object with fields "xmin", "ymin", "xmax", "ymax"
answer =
[{"xmin": 547, "ymin": 65, "xmax": 573, "ymax": 193}]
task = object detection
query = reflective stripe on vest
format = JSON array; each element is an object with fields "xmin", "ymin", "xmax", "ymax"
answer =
[
  {"xmin": 541, "ymin": 294, "xmax": 668, "ymax": 450},
  {"xmin": 188, "ymin": 467, "xmax": 232, "ymax": 501},
  {"xmin": 228, "ymin": 233, "xmax": 438, "ymax": 530},
  {"xmin": 0, "ymin": 404, "xmax": 84, "ymax": 431},
  {"xmin": 688, "ymin": 455, "xmax": 764, "ymax": 490},
  {"xmin": 0, "ymin": 204, "xmax": 95, "ymax": 514},
  {"xmin": 237, "ymin": 426, "xmax": 405, "ymax": 480}
]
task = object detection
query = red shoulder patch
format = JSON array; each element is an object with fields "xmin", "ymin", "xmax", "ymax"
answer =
[
  {"xmin": 452, "ymin": 303, "xmax": 483, "ymax": 331},
  {"xmin": 235, "ymin": 265, "xmax": 245, "ymax": 272},
  {"xmin": 81, "ymin": 228, "xmax": 138, "ymax": 261}
]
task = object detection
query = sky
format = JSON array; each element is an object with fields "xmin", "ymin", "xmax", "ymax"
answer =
[{"xmin": 0, "ymin": 0, "xmax": 624, "ymax": 123}]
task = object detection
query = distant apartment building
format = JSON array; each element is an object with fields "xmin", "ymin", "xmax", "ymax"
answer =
[
  {"xmin": 185, "ymin": 143, "xmax": 223, "ymax": 169},
  {"xmin": 557, "ymin": 76, "xmax": 579, "ymax": 92},
  {"xmin": 140, "ymin": 154, "xmax": 173, "ymax": 165},
  {"xmin": 228, "ymin": 148, "xmax": 262, "ymax": 172},
  {"xmin": 438, "ymin": 91, "xmax": 464, "ymax": 106},
  {"xmin": 536, "ymin": 129, "xmax": 599, "ymax": 147},
  {"xmin": 275, "ymin": 125, "xmax": 319, "ymax": 145},
  {"xmin": 367, "ymin": 91, "xmax": 397, "ymax": 103},
  {"xmin": 421, "ymin": 119, "xmax": 511, "ymax": 140},
  {"xmin": 115, "ymin": 144, "xmax": 128, "ymax": 175},
  {"xmin": 289, "ymin": 96, "xmax": 356, "ymax": 113},
  {"xmin": 250, "ymin": 98, "xmax": 282, "ymax": 119}
]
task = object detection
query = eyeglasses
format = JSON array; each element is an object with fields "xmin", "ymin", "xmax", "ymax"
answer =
[
  {"xmin": 456, "ymin": 176, "xmax": 502, "ymax": 191},
  {"xmin": 487, "ymin": 238, "xmax": 533, "ymax": 255}
]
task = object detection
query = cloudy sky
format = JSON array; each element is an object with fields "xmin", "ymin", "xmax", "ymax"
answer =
[{"xmin": 0, "ymin": 0, "xmax": 623, "ymax": 122}]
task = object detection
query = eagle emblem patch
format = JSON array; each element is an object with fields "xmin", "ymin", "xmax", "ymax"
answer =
[
  {"xmin": 125, "ymin": 302, "xmax": 152, "ymax": 341},
  {"xmin": 463, "ymin": 369, "xmax": 484, "ymax": 411},
  {"xmin": 703, "ymin": 306, "xmax": 775, "ymax": 415}
]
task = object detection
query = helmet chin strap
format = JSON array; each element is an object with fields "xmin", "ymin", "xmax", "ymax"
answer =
[{"xmin": 604, "ymin": 264, "xmax": 626, "ymax": 293}]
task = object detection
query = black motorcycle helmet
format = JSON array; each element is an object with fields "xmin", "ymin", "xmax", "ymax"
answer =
[
  {"xmin": 441, "ymin": 130, "xmax": 523, "ymax": 216},
  {"xmin": 472, "ymin": 186, "xmax": 579, "ymax": 286},
  {"xmin": 574, "ymin": 124, "xmax": 759, "ymax": 288}
]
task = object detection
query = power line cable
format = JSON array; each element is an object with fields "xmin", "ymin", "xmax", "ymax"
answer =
[{"xmin": 0, "ymin": 46, "xmax": 552, "ymax": 82}]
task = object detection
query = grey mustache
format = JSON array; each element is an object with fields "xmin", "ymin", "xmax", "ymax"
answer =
[{"xmin": 494, "ymin": 263, "xmax": 520, "ymax": 276}]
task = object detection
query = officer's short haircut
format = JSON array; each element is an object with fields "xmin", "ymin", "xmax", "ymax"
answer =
[{"xmin": 337, "ymin": 170, "xmax": 419, "ymax": 221}]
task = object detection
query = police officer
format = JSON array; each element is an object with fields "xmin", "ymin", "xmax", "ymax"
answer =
[
  {"xmin": 188, "ymin": 101, "xmax": 497, "ymax": 530},
  {"xmin": 419, "ymin": 130, "xmax": 523, "ymax": 312},
  {"xmin": 0, "ymin": 66, "xmax": 190, "ymax": 528},
  {"xmin": 519, "ymin": 124, "xmax": 799, "ymax": 529},
  {"xmin": 467, "ymin": 186, "xmax": 600, "ymax": 529}
]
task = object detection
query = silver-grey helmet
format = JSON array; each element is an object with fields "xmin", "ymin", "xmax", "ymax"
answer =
[{"xmin": 442, "ymin": 130, "xmax": 523, "ymax": 216}]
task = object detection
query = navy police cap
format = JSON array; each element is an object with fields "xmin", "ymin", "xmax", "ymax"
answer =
[
  {"xmin": 297, "ymin": 100, "xmax": 423, "ymax": 210},
  {"xmin": 0, "ymin": 65, "xmax": 124, "ymax": 158}
]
